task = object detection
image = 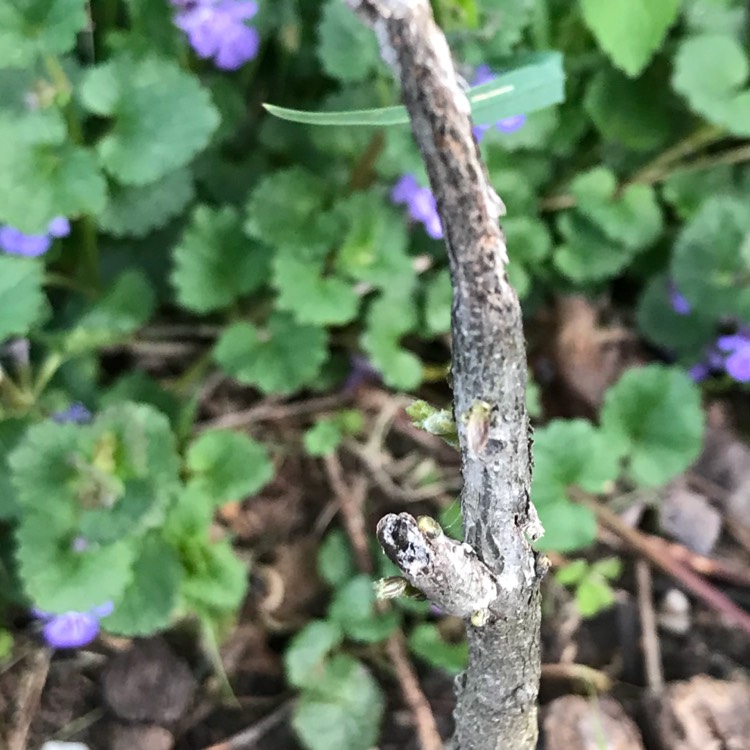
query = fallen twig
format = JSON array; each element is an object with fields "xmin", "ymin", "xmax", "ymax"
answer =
[
  {"xmin": 635, "ymin": 560, "xmax": 664, "ymax": 694},
  {"xmin": 201, "ymin": 699, "xmax": 293, "ymax": 750},
  {"xmin": 6, "ymin": 647, "xmax": 51, "ymax": 750}
]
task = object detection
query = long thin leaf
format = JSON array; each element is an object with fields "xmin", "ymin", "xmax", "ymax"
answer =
[{"xmin": 263, "ymin": 52, "xmax": 564, "ymax": 127}]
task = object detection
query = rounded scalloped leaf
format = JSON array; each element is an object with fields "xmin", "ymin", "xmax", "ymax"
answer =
[
  {"xmin": 284, "ymin": 619, "xmax": 344, "ymax": 689},
  {"xmin": 214, "ymin": 315, "xmax": 329, "ymax": 395},
  {"xmin": 408, "ymin": 623, "xmax": 468, "ymax": 675},
  {"xmin": 661, "ymin": 165, "xmax": 735, "ymax": 221},
  {"xmin": 328, "ymin": 575, "xmax": 399, "ymax": 643},
  {"xmin": 424, "ymin": 269, "xmax": 452, "ymax": 335},
  {"xmin": 316, "ymin": 0, "xmax": 381, "ymax": 83},
  {"xmin": 172, "ymin": 205, "xmax": 270, "ymax": 313},
  {"xmin": 98, "ymin": 168, "xmax": 195, "ymax": 238},
  {"xmin": 80, "ymin": 54, "xmax": 219, "ymax": 185},
  {"xmin": 569, "ymin": 167, "xmax": 662, "ymax": 250},
  {"xmin": 600, "ymin": 365, "xmax": 704, "ymax": 487},
  {"xmin": 0, "ymin": 257, "xmax": 45, "ymax": 342},
  {"xmin": 636, "ymin": 275, "xmax": 715, "ymax": 359},
  {"xmin": 585, "ymin": 64, "xmax": 676, "ymax": 151},
  {"xmin": 504, "ymin": 216, "xmax": 552, "ymax": 264},
  {"xmin": 102, "ymin": 533, "xmax": 182, "ymax": 636},
  {"xmin": 0, "ymin": 0, "xmax": 88, "ymax": 69},
  {"xmin": 671, "ymin": 196, "xmax": 750, "ymax": 320},
  {"xmin": 580, "ymin": 0, "xmax": 681, "ymax": 77},
  {"xmin": 534, "ymin": 500, "xmax": 597, "ymax": 554},
  {"xmin": 0, "ymin": 110, "xmax": 107, "ymax": 234},
  {"xmin": 186, "ymin": 429, "xmax": 273, "ymax": 506},
  {"xmin": 292, "ymin": 654, "xmax": 384, "ymax": 750},
  {"xmin": 673, "ymin": 34, "xmax": 750, "ymax": 136},
  {"xmin": 532, "ymin": 419, "xmax": 621, "ymax": 509}
]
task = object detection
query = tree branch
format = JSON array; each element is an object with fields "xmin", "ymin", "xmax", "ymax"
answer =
[{"xmin": 347, "ymin": 1, "xmax": 543, "ymax": 748}]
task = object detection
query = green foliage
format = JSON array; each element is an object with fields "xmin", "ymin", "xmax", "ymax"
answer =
[
  {"xmin": 579, "ymin": 0, "xmax": 681, "ymax": 76},
  {"xmin": 317, "ymin": 529, "xmax": 356, "ymax": 587},
  {"xmin": 285, "ymin": 619, "xmax": 344, "ymax": 688},
  {"xmin": 600, "ymin": 365, "xmax": 704, "ymax": 487},
  {"xmin": 556, "ymin": 557, "xmax": 622, "ymax": 617},
  {"xmin": 0, "ymin": 257, "xmax": 44, "ymax": 341},
  {"xmin": 408, "ymin": 623, "xmax": 468, "ymax": 674},
  {"xmin": 328, "ymin": 575, "xmax": 399, "ymax": 642}
]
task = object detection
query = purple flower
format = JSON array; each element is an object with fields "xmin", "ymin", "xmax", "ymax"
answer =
[
  {"xmin": 172, "ymin": 0, "xmax": 260, "ymax": 70},
  {"xmin": 32, "ymin": 602, "xmax": 114, "ymax": 649},
  {"xmin": 391, "ymin": 174, "xmax": 443, "ymax": 239},
  {"xmin": 342, "ymin": 354, "xmax": 381, "ymax": 392},
  {"xmin": 717, "ymin": 333, "xmax": 750, "ymax": 382},
  {"xmin": 52, "ymin": 403, "xmax": 92, "ymax": 424},
  {"xmin": 0, "ymin": 217, "xmax": 71, "ymax": 257},
  {"xmin": 471, "ymin": 65, "xmax": 526, "ymax": 141},
  {"xmin": 668, "ymin": 280, "xmax": 691, "ymax": 315}
]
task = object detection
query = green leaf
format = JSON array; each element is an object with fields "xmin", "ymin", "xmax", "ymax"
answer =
[
  {"xmin": 245, "ymin": 167, "xmax": 331, "ymax": 248},
  {"xmin": 284, "ymin": 619, "xmax": 344, "ymax": 688},
  {"xmin": 0, "ymin": 419, "xmax": 29, "ymax": 520},
  {"xmin": 673, "ymin": 34, "xmax": 750, "ymax": 136},
  {"xmin": 264, "ymin": 52, "xmax": 564, "ymax": 126},
  {"xmin": 570, "ymin": 168, "xmax": 662, "ymax": 250},
  {"xmin": 532, "ymin": 419, "xmax": 621, "ymax": 509},
  {"xmin": 186, "ymin": 430, "xmax": 273, "ymax": 506},
  {"xmin": 0, "ymin": 110, "xmax": 106, "ymax": 233},
  {"xmin": 304, "ymin": 419, "xmax": 343, "ymax": 457},
  {"xmin": 80, "ymin": 54, "xmax": 219, "ymax": 185},
  {"xmin": 317, "ymin": 529, "xmax": 355, "ymax": 587},
  {"xmin": 439, "ymin": 500, "xmax": 463, "ymax": 540},
  {"xmin": 671, "ymin": 196, "xmax": 750, "ymax": 320},
  {"xmin": 591, "ymin": 557, "xmax": 623, "ymax": 580},
  {"xmin": 585, "ymin": 63, "xmax": 676, "ymax": 151},
  {"xmin": 579, "ymin": 0, "xmax": 681, "ymax": 77},
  {"xmin": 575, "ymin": 576, "xmax": 616, "ymax": 617},
  {"xmin": 57, "ymin": 271, "xmax": 156, "ymax": 354},
  {"xmin": 179, "ymin": 538, "xmax": 248, "ymax": 616},
  {"xmin": 214, "ymin": 315, "xmax": 329, "ymax": 395},
  {"xmin": 292, "ymin": 654, "xmax": 384, "ymax": 750},
  {"xmin": 408, "ymin": 623, "xmax": 467, "ymax": 675},
  {"xmin": 102, "ymin": 533, "xmax": 182, "ymax": 636},
  {"xmin": 555, "ymin": 559, "xmax": 589, "ymax": 586},
  {"xmin": 316, "ymin": 0, "xmax": 381, "ymax": 83},
  {"xmin": 98, "ymin": 168, "xmax": 194, "ymax": 238},
  {"xmin": 424, "ymin": 270, "xmax": 452, "ymax": 335},
  {"xmin": 328, "ymin": 575, "xmax": 398, "ymax": 642},
  {"xmin": 172, "ymin": 206, "xmax": 269, "ymax": 313},
  {"xmin": 0, "ymin": 0, "xmax": 88, "ymax": 68},
  {"xmin": 662, "ymin": 165, "xmax": 735, "ymax": 220},
  {"xmin": 600, "ymin": 365, "xmax": 704, "ymax": 487},
  {"xmin": 554, "ymin": 213, "xmax": 634, "ymax": 283},
  {"xmin": 535, "ymin": 500, "xmax": 597, "ymax": 554},
  {"xmin": 363, "ymin": 294, "xmax": 422, "ymax": 390},
  {"xmin": 273, "ymin": 246, "xmax": 360, "ymax": 326},
  {"xmin": 636, "ymin": 275, "xmax": 715, "ymax": 359},
  {"xmin": 0, "ymin": 257, "xmax": 45, "ymax": 341}
]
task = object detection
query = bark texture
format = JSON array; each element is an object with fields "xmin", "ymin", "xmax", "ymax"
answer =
[{"xmin": 347, "ymin": 2, "xmax": 543, "ymax": 748}]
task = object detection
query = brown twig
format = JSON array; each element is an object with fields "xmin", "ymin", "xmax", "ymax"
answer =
[
  {"xmin": 574, "ymin": 491, "xmax": 750, "ymax": 637},
  {"xmin": 635, "ymin": 561, "xmax": 664, "ymax": 694},
  {"xmin": 6, "ymin": 647, "xmax": 51, "ymax": 750},
  {"xmin": 540, "ymin": 662, "xmax": 612, "ymax": 693},
  {"xmin": 201, "ymin": 700, "xmax": 293, "ymax": 750}
]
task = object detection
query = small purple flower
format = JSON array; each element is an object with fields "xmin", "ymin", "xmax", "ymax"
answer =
[
  {"xmin": 52, "ymin": 403, "xmax": 92, "ymax": 424},
  {"xmin": 0, "ymin": 217, "xmax": 71, "ymax": 257},
  {"xmin": 342, "ymin": 354, "xmax": 381, "ymax": 392},
  {"xmin": 668, "ymin": 280, "xmax": 691, "ymax": 315},
  {"xmin": 32, "ymin": 602, "xmax": 114, "ymax": 649},
  {"xmin": 717, "ymin": 333, "xmax": 750, "ymax": 382},
  {"xmin": 172, "ymin": 0, "xmax": 260, "ymax": 70},
  {"xmin": 391, "ymin": 174, "xmax": 443, "ymax": 240},
  {"xmin": 471, "ymin": 65, "xmax": 526, "ymax": 141}
]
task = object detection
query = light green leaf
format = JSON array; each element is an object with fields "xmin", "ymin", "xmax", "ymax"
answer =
[
  {"xmin": 214, "ymin": 315, "xmax": 328, "ymax": 395},
  {"xmin": 408, "ymin": 623, "xmax": 467, "ymax": 675},
  {"xmin": 58, "ymin": 271, "xmax": 156, "ymax": 354},
  {"xmin": 591, "ymin": 557, "xmax": 623, "ymax": 580},
  {"xmin": 284, "ymin": 619, "xmax": 343, "ymax": 688},
  {"xmin": 316, "ymin": 0, "xmax": 381, "ymax": 83},
  {"xmin": 363, "ymin": 294, "xmax": 422, "ymax": 390},
  {"xmin": 535, "ymin": 500, "xmax": 597, "ymax": 554},
  {"xmin": 304, "ymin": 419, "xmax": 343, "ymax": 457},
  {"xmin": 576, "ymin": 576, "xmax": 616, "ymax": 617},
  {"xmin": 328, "ymin": 575, "xmax": 399, "ymax": 642},
  {"xmin": 172, "ymin": 206, "xmax": 269, "ymax": 313},
  {"xmin": 102, "ymin": 533, "xmax": 182, "ymax": 636},
  {"xmin": 579, "ymin": 0, "xmax": 681, "ymax": 77},
  {"xmin": 554, "ymin": 559, "xmax": 589, "ymax": 586},
  {"xmin": 673, "ymin": 34, "xmax": 750, "ymax": 136},
  {"xmin": 0, "ymin": 419, "xmax": 27, "ymax": 520},
  {"xmin": 570, "ymin": 168, "xmax": 662, "ymax": 250},
  {"xmin": 0, "ymin": 110, "xmax": 106, "ymax": 234},
  {"xmin": 98, "ymin": 168, "xmax": 194, "ymax": 238},
  {"xmin": 600, "ymin": 365, "xmax": 704, "ymax": 487},
  {"xmin": 0, "ymin": 257, "xmax": 45, "ymax": 341},
  {"xmin": 80, "ymin": 54, "xmax": 219, "ymax": 184},
  {"xmin": 532, "ymin": 419, "xmax": 621, "ymax": 508},
  {"xmin": 186, "ymin": 430, "xmax": 273, "ymax": 506},
  {"xmin": 671, "ymin": 196, "xmax": 750, "ymax": 319},
  {"xmin": 661, "ymin": 164, "xmax": 735, "ymax": 221},
  {"xmin": 317, "ymin": 529, "xmax": 355, "ymax": 587},
  {"xmin": 264, "ymin": 52, "xmax": 564, "ymax": 126},
  {"xmin": 0, "ymin": 0, "xmax": 88, "ymax": 68},
  {"xmin": 424, "ymin": 269, "xmax": 452, "ymax": 335},
  {"xmin": 292, "ymin": 654, "xmax": 384, "ymax": 750}
]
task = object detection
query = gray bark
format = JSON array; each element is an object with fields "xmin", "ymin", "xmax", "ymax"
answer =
[{"xmin": 346, "ymin": 2, "xmax": 543, "ymax": 748}]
